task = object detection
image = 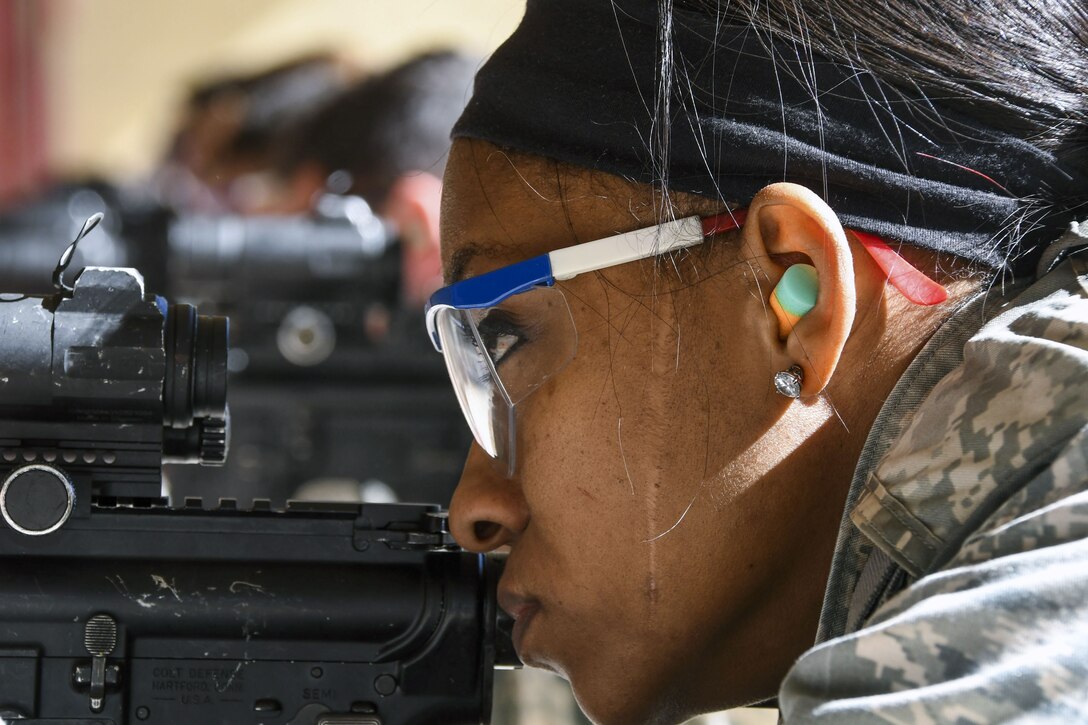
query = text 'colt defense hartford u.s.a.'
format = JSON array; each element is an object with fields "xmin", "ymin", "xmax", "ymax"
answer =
[{"xmin": 0, "ymin": 215, "xmax": 518, "ymax": 725}]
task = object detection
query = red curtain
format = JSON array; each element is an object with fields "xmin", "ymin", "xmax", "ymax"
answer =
[{"xmin": 0, "ymin": 0, "xmax": 49, "ymax": 207}]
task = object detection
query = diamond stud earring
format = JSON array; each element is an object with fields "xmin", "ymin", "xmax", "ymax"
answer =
[{"xmin": 774, "ymin": 365, "xmax": 803, "ymax": 398}]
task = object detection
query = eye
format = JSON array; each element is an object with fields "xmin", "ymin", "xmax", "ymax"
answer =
[{"xmin": 476, "ymin": 309, "xmax": 527, "ymax": 367}]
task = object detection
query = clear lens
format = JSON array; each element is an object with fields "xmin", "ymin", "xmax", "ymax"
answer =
[{"xmin": 434, "ymin": 286, "xmax": 577, "ymax": 476}]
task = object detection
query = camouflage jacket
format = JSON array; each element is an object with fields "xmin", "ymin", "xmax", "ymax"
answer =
[{"xmin": 779, "ymin": 221, "xmax": 1088, "ymax": 723}]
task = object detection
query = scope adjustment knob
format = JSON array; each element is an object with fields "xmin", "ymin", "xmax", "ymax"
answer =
[
  {"xmin": 199, "ymin": 416, "xmax": 229, "ymax": 465},
  {"xmin": 0, "ymin": 464, "xmax": 76, "ymax": 536}
]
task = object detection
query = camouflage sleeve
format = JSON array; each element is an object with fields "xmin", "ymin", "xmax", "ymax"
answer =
[{"xmin": 778, "ymin": 425, "xmax": 1088, "ymax": 723}]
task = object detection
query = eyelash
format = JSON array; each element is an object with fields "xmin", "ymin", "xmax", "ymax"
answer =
[{"xmin": 476, "ymin": 312, "xmax": 527, "ymax": 367}]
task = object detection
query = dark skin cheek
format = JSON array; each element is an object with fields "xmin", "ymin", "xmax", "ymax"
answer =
[
  {"xmin": 576, "ymin": 486, "xmax": 598, "ymax": 502},
  {"xmin": 644, "ymin": 575, "xmax": 660, "ymax": 604}
]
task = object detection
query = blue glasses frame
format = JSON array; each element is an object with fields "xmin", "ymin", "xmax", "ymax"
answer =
[{"xmin": 425, "ymin": 215, "xmax": 712, "ymax": 350}]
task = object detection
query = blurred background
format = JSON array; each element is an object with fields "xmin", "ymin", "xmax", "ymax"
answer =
[
  {"xmin": 0, "ymin": 1, "xmax": 775, "ymax": 723},
  {"xmin": 6, "ymin": 0, "xmax": 522, "ymax": 184},
  {"xmin": 3, "ymin": 0, "xmax": 525, "ymax": 510}
]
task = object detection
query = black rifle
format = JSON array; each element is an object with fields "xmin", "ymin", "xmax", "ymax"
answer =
[
  {"xmin": 0, "ymin": 217, "xmax": 517, "ymax": 725},
  {"xmin": 0, "ymin": 184, "xmax": 471, "ymax": 508}
]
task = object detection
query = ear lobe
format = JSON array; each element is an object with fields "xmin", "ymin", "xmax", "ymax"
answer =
[{"xmin": 741, "ymin": 183, "xmax": 856, "ymax": 396}]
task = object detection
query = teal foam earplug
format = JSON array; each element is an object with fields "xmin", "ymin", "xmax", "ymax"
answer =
[{"xmin": 770, "ymin": 263, "xmax": 818, "ymax": 336}]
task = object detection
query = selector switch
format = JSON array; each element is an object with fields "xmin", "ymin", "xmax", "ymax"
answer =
[
  {"xmin": 0, "ymin": 464, "xmax": 75, "ymax": 535},
  {"xmin": 81, "ymin": 614, "xmax": 118, "ymax": 713}
]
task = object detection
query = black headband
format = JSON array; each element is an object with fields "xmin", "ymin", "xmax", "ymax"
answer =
[{"xmin": 453, "ymin": 0, "xmax": 1084, "ymax": 275}]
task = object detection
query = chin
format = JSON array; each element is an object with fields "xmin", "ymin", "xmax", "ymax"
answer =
[
  {"xmin": 568, "ymin": 674, "xmax": 694, "ymax": 725},
  {"xmin": 522, "ymin": 617, "xmax": 706, "ymax": 724}
]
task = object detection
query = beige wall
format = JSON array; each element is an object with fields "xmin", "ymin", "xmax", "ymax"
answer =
[{"xmin": 43, "ymin": 0, "xmax": 525, "ymax": 179}]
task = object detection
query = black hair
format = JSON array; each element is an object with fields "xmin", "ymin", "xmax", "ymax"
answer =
[
  {"xmin": 280, "ymin": 50, "xmax": 480, "ymax": 206},
  {"xmin": 668, "ymin": 0, "xmax": 1087, "ymax": 216},
  {"xmin": 169, "ymin": 54, "xmax": 349, "ymax": 169},
  {"xmin": 218, "ymin": 55, "xmax": 349, "ymax": 162},
  {"xmin": 683, "ymin": 0, "xmax": 1086, "ymax": 156}
]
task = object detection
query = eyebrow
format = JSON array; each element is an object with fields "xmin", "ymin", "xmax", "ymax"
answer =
[{"xmin": 446, "ymin": 245, "xmax": 480, "ymax": 284}]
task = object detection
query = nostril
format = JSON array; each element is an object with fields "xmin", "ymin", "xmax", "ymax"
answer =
[{"xmin": 474, "ymin": 520, "xmax": 501, "ymax": 543}]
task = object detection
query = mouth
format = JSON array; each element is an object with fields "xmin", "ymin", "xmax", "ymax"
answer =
[{"xmin": 497, "ymin": 589, "xmax": 541, "ymax": 655}]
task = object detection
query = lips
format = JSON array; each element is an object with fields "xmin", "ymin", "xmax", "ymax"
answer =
[{"xmin": 498, "ymin": 589, "xmax": 541, "ymax": 655}]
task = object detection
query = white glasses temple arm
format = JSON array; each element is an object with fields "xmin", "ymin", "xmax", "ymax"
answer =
[{"xmin": 548, "ymin": 216, "xmax": 704, "ymax": 281}]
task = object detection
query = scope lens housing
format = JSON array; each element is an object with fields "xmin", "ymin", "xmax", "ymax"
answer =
[{"xmin": 162, "ymin": 304, "xmax": 229, "ymax": 464}]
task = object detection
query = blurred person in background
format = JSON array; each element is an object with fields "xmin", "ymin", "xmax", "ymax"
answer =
[
  {"xmin": 163, "ymin": 50, "xmax": 484, "ymax": 509},
  {"xmin": 153, "ymin": 53, "xmax": 353, "ymax": 213},
  {"xmin": 271, "ymin": 49, "xmax": 481, "ymax": 307}
]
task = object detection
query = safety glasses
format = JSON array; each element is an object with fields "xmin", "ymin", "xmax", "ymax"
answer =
[{"xmin": 426, "ymin": 211, "xmax": 946, "ymax": 477}]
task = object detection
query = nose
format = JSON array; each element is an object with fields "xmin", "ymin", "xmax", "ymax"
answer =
[{"xmin": 448, "ymin": 443, "xmax": 529, "ymax": 552}]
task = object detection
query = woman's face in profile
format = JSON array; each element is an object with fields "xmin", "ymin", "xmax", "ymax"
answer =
[{"xmin": 442, "ymin": 139, "xmax": 849, "ymax": 723}]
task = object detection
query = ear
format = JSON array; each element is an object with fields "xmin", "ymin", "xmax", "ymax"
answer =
[
  {"xmin": 740, "ymin": 183, "xmax": 855, "ymax": 397},
  {"xmin": 381, "ymin": 172, "xmax": 444, "ymax": 307}
]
